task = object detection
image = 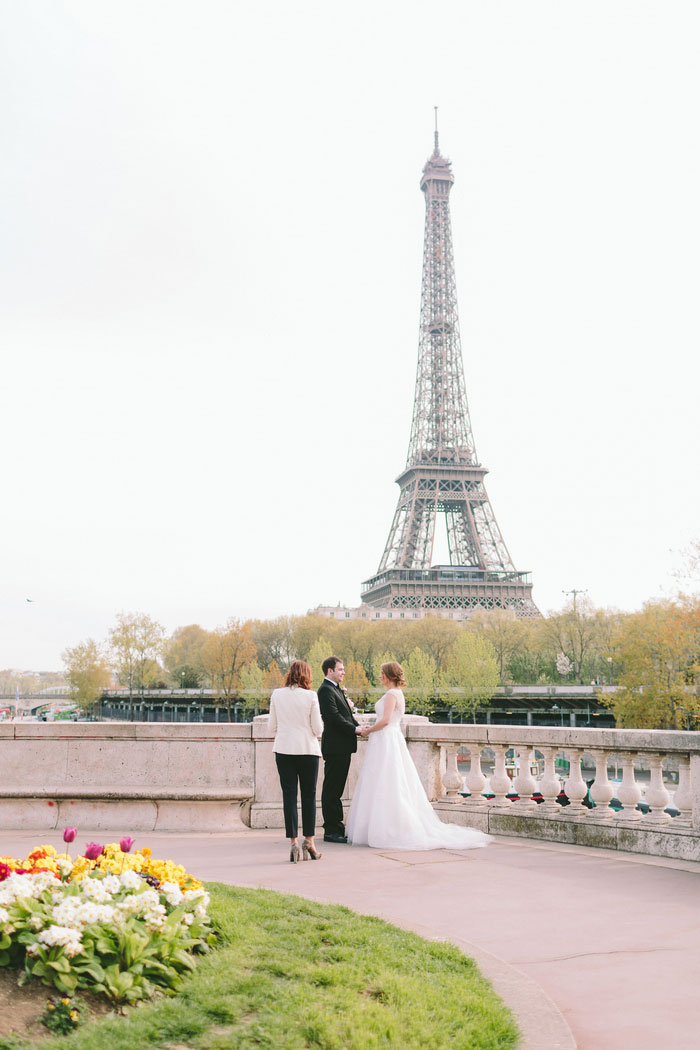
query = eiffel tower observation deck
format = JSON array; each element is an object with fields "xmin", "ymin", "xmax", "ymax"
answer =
[{"xmin": 361, "ymin": 124, "xmax": 539, "ymax": 617}]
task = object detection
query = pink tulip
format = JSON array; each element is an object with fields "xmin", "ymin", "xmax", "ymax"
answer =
[
  {"xmin": 84, "ymin": 842, "xmax": 104, "ymax": 860},
  {"xmin": 119, "ymin": 837, "xmax": 135, "ymax": 853},
  {"xmin": 63, "ymin": 827, "xmax": 77, "ymax": 844}
]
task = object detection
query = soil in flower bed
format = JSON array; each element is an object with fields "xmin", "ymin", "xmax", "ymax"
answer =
[{"xmin": 0, "ymin": 971, "xmax": 113, "ymax": 1043}]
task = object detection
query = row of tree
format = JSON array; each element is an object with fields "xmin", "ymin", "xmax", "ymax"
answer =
[{"xmin": 62, "ymin": 594, "xmax": 700, "ymax": 728}]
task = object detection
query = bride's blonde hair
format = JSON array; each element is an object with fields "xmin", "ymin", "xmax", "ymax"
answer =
[{"xmin": 381, "ymin": 661, "xmax": 407, "ymax": 688}]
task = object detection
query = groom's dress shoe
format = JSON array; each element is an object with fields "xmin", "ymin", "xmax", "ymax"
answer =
[{"xmin": 323, "ymin": 834, "xmax": 348, "ymax": 844}]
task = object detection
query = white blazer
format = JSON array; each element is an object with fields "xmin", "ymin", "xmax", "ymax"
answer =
[{"xmin": 268, "ymin": 686, "xmax": 323, "ymax": 756}]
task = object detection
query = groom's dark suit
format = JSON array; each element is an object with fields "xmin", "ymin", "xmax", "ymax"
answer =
[{"xmin": 318, "ymin": 678, "xmax": 359, "ymax": 838}]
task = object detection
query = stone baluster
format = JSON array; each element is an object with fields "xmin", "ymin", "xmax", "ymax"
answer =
[
  {"xmin": 512, "ymin": 747, "xmax": 537, "ymax": 812},
  {"xmin": 589, "ymin": 750, "xmax": 615, "ymax": 820},
  {"xmin": 616, "ymin": 753, "xmax": 642, "ymax": 821},
  {"xmin": 641, "ymin": 752, "xmax": 671, "ymax": 825},
  {"xmin": 463, "ymin": 744, "xmax": 487, "ymax": 808},
  {"xmin": 564, "ymin": 748, "xmax": 589, "ymax": 817},
  {"xmin": 440, "ymin": 745, "xmax": 465, "ymax": 799},
  {"xmin": 673, "ymin": 756, "xmax": 692, "ymax": 825},
  {"xmin": 537, "ymin": 747, "xmax": 562, "ymax": 816},
  {"xmin": 488, "ymin": 745, "xmax": 513, "ymax": 808}
]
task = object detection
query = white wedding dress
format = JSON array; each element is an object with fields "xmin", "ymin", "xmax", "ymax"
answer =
[{"xmin": 347, "ymin": 689, "xmax": 490, "ymax": 851}]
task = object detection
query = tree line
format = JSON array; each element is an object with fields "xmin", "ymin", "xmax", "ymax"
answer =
[{"xmin": 62, "ymin": 593, "xmax": 700, "ymax": 729}]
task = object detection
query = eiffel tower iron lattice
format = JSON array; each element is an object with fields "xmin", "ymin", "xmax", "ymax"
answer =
[{"xmin": 361, "ymin": 127, "xmax": 539, "ymax": 618}]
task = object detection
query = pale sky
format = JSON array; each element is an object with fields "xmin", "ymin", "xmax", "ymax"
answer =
[{"xmin": 2, "ymin": 1, "xmax": 699, "ymax": 669}]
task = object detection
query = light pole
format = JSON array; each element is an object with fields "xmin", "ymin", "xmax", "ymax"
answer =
[
  {"xmin": 562, "ymin": 588, "xmax": 587, "ymax": 613},
  {"xmin": 606, "ymin": 656, "xmax": 613, "ymax": 685}
]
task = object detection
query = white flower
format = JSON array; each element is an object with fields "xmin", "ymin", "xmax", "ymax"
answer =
[
  {"xmin": 184, "ymin": 888, "xmax": 207, "ymax": 902},
  {"xmin": 160, "ymin": 881, "xmax": 183, "ymax": 907},
  {"xmin": 119, "ymin": 870, "xmax": 142, "ymax": 891},
  {"xmin": 181, "ymin": 913, "xmax": 194, "ymax": 926},
  {"xmin": 144, "ymin": 903, "xmax": 167, "ymax": 931},
  {"xmin": 26, "ymin": 943, "xmax": 40, "ymax": 957},
  {"xmin": 38, "ymin": 924, "xmax": 83, "ymax": 957},
  {"xmin": 81, "ymin": 878, "xmax": 112, "ymax": 903},
  {"xmin": 29, "ymin": 915, "xmax": 44, "ymax": 931},
  {"xmin": 51, "ymin": 898, "xmax": 115, "ymax": 930},
  {"xmin": 0, "ymin": 906, "xmax": 9, "ymax": 924},
  {"xmin": 102, "ymin": 875, "xmax": 120, "ymax": 895},
  {"xmin": 55, "ymin": 858, "xmax": 73, "ymax": 876},
  {"xmin": 117, "ymin": 887, "xmax": 159, "ymax": 915},
  {"xmin": 27, "ymin": 872, "xmax": 57, "ymax": 894}
]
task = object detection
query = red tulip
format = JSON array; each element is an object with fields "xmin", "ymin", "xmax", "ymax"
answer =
[
  {"xmin": 63, "ymin": 827, "xmax": 77, "ymax": 844},
  {"xmin": 119, "ymin": 837, "xmax": 135, "ymax": 853},
  {"xmin": 84, "ymin": 842, "xmax": 104, "ymax": 860}
]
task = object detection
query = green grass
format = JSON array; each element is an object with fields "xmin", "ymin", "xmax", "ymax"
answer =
[{"xmin": 2, "ymin": 884, "xmax": 519, "ymax": 1050}]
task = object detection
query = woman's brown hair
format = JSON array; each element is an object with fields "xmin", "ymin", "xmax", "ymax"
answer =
[
  {"xmin": 381, "ymin": 661, "xmax": 407, "ymax": 688},
  {"xmin": 284, "ymin": 660, "xmax": 313, "ymax": 690}
]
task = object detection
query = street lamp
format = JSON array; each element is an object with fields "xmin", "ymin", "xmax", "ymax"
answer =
[
  {"xmin": 606, "ymin": 656, "xmax": 613, "ymax": 685},
  {"xmin": 181, "ymin": 670, "xmax": 185, "ymax": 691},
  {"xmin": 552, "ymin": 704, "xmax": 564, "ymax": 727}
]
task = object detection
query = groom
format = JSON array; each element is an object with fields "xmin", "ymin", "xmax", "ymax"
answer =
[{"xmin": 318, "ymin": 655, "xmax": 360, "ymax": 843}]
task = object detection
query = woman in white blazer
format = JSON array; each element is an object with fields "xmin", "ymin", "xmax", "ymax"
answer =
[{"xmin": 268, "ymin": 660, "xmax": 324, "ymax": 863}]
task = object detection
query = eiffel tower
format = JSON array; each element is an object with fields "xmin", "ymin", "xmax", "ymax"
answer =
[{"xmin": 361, "ymin": 122, "xmax": 539, "ymax": 618}]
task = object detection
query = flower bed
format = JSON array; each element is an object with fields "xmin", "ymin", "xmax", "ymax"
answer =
[{"xmin": 0, "ymin": 837, "xmax": 214, "ymax": 1004}]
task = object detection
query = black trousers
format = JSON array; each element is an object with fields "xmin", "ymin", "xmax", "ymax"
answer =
[
  {"xmin": 321, "ymin": 753, "xmax": 352, "ymax": 836},
  {"xmin": 275, "ymin": 753, "xmax": 319, "ymax": 838}
]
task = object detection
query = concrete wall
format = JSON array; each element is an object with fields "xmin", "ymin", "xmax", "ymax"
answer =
[{"xmin": 0, "ymin": 722, "xmax": 254, "ymax": 832}]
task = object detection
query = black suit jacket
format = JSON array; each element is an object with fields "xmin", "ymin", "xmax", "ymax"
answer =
[{"xmin": 318, "ymin": 680, "xmax": 359, "ymax": 756}]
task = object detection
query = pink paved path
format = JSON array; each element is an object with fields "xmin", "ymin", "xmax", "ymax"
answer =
[{"xmin": 4, "ymin": 829, "xmax": 699, "ymax": 1050}]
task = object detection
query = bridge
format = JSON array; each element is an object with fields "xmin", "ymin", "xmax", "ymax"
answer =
[
  {"xmin": 96, "ymin": 684, "xmax": 617, "ymax": 727},
  {"xmin": 1, "ymin": 716, "xmax": 699, "ymax": 1048}
]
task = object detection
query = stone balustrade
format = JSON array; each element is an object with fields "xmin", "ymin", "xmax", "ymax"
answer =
[
  {"xmin": 416, "ymin": 723, "xmax": 700, "ymax": 862},
  {"xmin": 1, "ymin": 719, "xmax": 699, "ymax": 861}
]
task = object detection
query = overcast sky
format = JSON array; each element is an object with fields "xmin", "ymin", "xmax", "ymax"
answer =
[{"xmin": 2, "ymin": 1, "xmax": 698, "ymax": 670}]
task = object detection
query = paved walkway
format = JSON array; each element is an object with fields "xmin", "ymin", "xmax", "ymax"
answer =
[{"xmin": 4, "ymin": 829, "xmax": 700, "ymax": 1050}]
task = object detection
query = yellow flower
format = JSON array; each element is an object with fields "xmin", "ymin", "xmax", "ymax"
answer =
[
  {"xmin": 61, "ymin": 998, "xmax": 70, "ymax": 1005},
  {"xmin": 69, "ymin": 856, "xmax": 96, "ymax": 882}
]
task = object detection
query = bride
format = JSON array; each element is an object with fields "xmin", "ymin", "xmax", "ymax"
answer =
[{"xmin": 347, "ymin": 661, "xmax": 490, "ymax": 851}]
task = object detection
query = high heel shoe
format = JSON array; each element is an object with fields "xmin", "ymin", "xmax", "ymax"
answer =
[
  {"xmin": 289, "ymin": 843, "xmax": 300, "ymax": 863},
  {"xmin": 302, "ymin": 840, "xmax": 322, "ymax": 861}
]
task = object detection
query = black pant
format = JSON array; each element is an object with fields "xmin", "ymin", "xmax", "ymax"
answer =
[
  {"xmin": 321, "ymin": 753, "xmax": 352, "ymax": 836},
  {"xmin": 275, "ymin": 753, "xmax": 319, "ymax": 838}
]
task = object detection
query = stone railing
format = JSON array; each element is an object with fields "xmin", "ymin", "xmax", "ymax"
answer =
[
  {"xmin": 410, "ymin": 723, "xmax": 700, "ymax": 863},
  {"xmin": 2, "ymin": 719, "xmax": 699, "ymax": 862}
]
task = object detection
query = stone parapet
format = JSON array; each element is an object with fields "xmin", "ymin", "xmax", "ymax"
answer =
[
  {"xmin": 0, "ymin": 722, "xmax": 254, "ymax": 832},
  {"xmin": 3, "ymin": 718, "xmax": 700, "ymax": 862}
]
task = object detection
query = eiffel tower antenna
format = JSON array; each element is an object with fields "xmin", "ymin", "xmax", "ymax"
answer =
[{"xmin": 361, "ymin": 121, "xmax": 539, "ymax": 617}]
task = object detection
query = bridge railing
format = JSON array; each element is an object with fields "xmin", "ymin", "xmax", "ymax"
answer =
[{"xmin": 402, "ymin": 723, "xmax": 700, "ymax": 862}]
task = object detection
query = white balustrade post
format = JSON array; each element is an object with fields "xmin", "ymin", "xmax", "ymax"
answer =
[
  {"xmin": 489, "ymin": 745, "xmax": 513, "ymax": 808},
  {"xmin": 463, "ymin": 744, "xmax": 487, "ymax": 808},
  {"xmin": 440, "ymin": 745, "xmax": 464, "ymax": 799},
  {"xmin": 538, "ymin": 747, "xmax": 562, "ymax": 816},
  {"xmin": 616, "ymin": 753, "xmax": 642, "ymax": 821},
  {"xmin": 673, "ymin": 756, "xmax": 692, "ymax": 825},
  {"xmin": 512, "ymin": 747, "xmax": 537, "ymax": 812},
  {"xmin": 589, "ymin": 750, "xmax": 615, "ymax": 820},
  {"xmin": 564, "ymin": 748, "xmax": 589, "ymax": 817},
  {"xmin": 641, "ymin": 752, "xmax": 671, "ymax": 825}
]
